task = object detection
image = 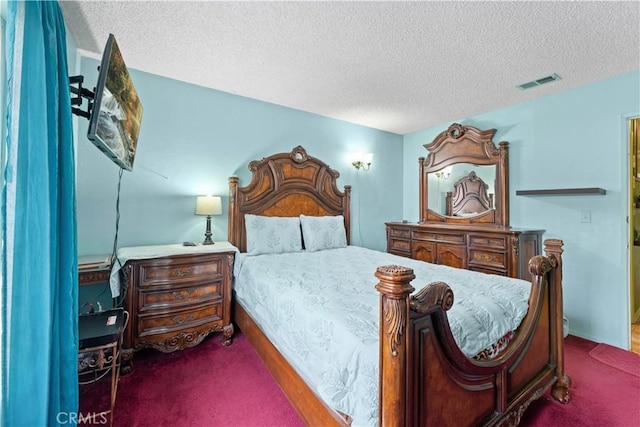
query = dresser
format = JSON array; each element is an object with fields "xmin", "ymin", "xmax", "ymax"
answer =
[
  {"xmin": 118, "ymin": 243, "xmax": 236, "ymax": 367},
  {"xmin": 391, "ymin": 123, "xmax": 547, "ymax": 280},
  {"xmin": 386, "ymin": 222, "xmax": 543, "ymax": 279}
]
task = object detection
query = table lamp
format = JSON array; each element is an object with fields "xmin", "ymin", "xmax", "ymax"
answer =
[{"xmin": 195, "ymin": 195, "xmax": 222, "ymax": 245}]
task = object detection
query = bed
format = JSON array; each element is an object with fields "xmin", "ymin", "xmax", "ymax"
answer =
[{"xmin": 229, "ymin": 146, "xmax": 570, "ymax": 426}]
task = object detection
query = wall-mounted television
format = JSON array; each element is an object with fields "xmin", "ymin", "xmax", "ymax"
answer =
[{"xmin": 87, "ymin": 34, "xmax": 143, "ymax": 171}]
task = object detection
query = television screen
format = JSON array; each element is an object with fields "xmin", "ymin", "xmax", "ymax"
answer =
[{"xmin": 87, "ymin": 34, "xmax": 143, "ymax": 171}]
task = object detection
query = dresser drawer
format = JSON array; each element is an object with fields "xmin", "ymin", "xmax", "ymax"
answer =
[
  {"xmin": 137, "ymin": 281, "xmax": 222, "ymax": 311},
  {"xmin": 468, "ymin": 248, "xmax": 507, "ymax": 271},
  {"xmin": 468, "ymin": 234, "xmax": 507, "ymax": 250},
  {"xmin": 137, "ymin": 303, "xmax": 222, "ymax": 337},
  {"xmin": 388, "ymin": 227, "xmax": 411, "ymax": 238},
  {"xmin": 136, "ymin": 256, "xmax": 225, "ymax": 287},
  {"xmin": 413, "ymin": 230, "xmax": 465, "ymax": 245},
  {"xmin": 389, "ymin": 238, "xmax": 411, "ymax": 254}
]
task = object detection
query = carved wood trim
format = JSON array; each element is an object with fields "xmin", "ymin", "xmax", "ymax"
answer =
[
  {"xmin": 78, "ymin": 269, "xmax": 111, "ymax": 286},
  {"xmin": 409, "ymin": 281, "xmax": 454, "ymax": 313},
  {"xmin": 140, "ymin": 324, "xmax": 224, "ymax": 353},
  {"xmin": 420, "ymin": 123, "xmax": 509, "ymax": 226},
  {"xmin": 511, "ymin": 235, "xmax": 519, "ymax": 255},
  {"xmin": 228, "ymin": 146, "xmax": 351, "ymax": 252},
  {"xmin": 382, "ymin": 299, "xmax": 405, "ymax": 357},
  {"xmin": 497, "ymin": 386, "xmax": 545, "ymax": 427}
]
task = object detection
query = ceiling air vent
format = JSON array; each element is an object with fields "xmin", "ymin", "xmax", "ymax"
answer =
[{"xmin": 516, "ymin": 73, "xmax": 561, "ymax": 90}]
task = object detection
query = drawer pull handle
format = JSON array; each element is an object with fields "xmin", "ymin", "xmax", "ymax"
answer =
[
  {"xmin": 172, "ymin": 314, "xmax": 194, "ymax": 325},
  {"xmin": 171, "ymin": 267, "xmax": 195, "ymax": 278},
  {"xmin": 172, "ymin": 289, "xmax": 195, "ymax": 300},
  {"xmin": 477, "ymin": 253, "xmax": 498, "ymax": 262}
]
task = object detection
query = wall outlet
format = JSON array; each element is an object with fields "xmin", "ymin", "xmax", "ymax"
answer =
[{"xmin": 580, "ymin": 210, "xmax": 591, "ymax": 223}]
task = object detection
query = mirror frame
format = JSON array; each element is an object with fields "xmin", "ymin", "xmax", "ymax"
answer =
[{"xmin": 419, "ymin": 123, "xmax": 509, "ymax": 226}]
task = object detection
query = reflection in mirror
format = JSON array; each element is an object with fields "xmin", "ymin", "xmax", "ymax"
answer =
[{"xmin": 427, "ymin": 164, "xmax": 496, "ymax": 216}]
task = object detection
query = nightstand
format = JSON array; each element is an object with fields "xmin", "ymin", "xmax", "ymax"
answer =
[{"xmin": 113, "ymin": 242, "xmax": 237, "ymax": 369}]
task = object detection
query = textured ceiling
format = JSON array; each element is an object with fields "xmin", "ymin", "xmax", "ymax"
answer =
[{"xmin": 60, "ymin": 1, "xmax": 640, "ymax": 135}]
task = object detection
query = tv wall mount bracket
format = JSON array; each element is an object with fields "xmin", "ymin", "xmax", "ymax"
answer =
[{"xmin": 69, "ymin": 75, "xmax": 95, "ymax": 119}]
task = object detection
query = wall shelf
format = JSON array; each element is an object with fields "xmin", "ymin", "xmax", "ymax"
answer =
[{"xmin": 516, "ymin": 187, "xmax": 606, "ymax": 196}]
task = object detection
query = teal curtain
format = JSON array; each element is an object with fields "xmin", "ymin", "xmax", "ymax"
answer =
[{"xmin": 2, "ymin": 1, "xmax": 79, "ymax": 425}]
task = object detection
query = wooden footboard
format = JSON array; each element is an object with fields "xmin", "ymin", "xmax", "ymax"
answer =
[
  {"xmin": 376, "ymin": 239, "xmax": 570, "ymax": 426},
  {"xmin": 234, "ymin": 239, "xmax": 568, "ymax": 426}
]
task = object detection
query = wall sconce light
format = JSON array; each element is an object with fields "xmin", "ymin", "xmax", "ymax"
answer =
[
  {"xmin": 435, "ymin": 166, "xmax": 452, "ymax": 180},
  {"xmin": 195, "ymin": 195, "xmax": 222, "ymax": 245},
  {"xmin": 352, "ymin": 152, "xmax": 373, "ymax": 171}
]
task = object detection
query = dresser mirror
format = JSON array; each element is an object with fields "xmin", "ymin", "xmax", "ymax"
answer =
[
  {"xmin": 427, "ymin": 163, "xmax": 496, "ymax": 217},
  {"xmin": 419, "ymin": 123, "xmax": 509, "ymax": 226}
]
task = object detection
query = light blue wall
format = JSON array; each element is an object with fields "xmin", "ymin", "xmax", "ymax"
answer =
[
  {"xmin": 75, "ymin": 57, "xmax": 403, "ymax": 258},
  {"xmin": 73, "ymin": 44, "xmax": 638, "ymax": 349},
  {"xmin": 403, "ymin": 71, "xmax": 640, "ymax": 349}
]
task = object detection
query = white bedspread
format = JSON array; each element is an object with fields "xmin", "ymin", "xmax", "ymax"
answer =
[{"xmin": 234, "ymin": 246, "xmax": 531, "ymax": 426}]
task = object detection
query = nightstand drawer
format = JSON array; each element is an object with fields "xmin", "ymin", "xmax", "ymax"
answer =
[
  {"xmin": 137, "ymin": 257, "xmax": 224, "ymax": 287},
  {"xmin": 137, "ymin": 281, "xmax": 222, "ymax": 311},
  {"xmin": 468, "ymin": 234, "xmax": 507, "ymax": 250},
  {"xmin": 137, "ymin": 303, "xmax": 222, "ymax": 337}
]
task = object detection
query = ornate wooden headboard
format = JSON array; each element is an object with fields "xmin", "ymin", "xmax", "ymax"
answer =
[
  {"xmin": 445, "ymin": 171, "xmax": 494, "ymax": 216},
  {"xmin": 228, "ymin": 146, "xmax": 351, "ymax": 252}
]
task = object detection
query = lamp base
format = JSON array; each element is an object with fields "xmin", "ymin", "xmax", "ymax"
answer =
[{"xmin": 203, "ymin": 215, "xmax": 215, "ymax": 245}]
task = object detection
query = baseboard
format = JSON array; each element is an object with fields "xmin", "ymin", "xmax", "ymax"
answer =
[
  {"xmin": 568, "ymin": 330, "xmax": 601, "ymax": 344},
  {"xmin": 634, "ymin": 307, "xmax": 640, "ymax": 323}
]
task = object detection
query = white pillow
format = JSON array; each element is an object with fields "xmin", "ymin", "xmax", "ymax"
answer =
[
  {"xmin": 299, "ymin": 214, "xmax": 348, "ymax": 252},
  {"xmin": 245, "ymin": 214, "xmax": 302, "ymax": 255}
]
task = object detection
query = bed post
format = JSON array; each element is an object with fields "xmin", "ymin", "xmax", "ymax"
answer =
[
  {"xmin": 228, "ymin": 176, "xmax": 240, "ymax": 248},
  {"xmin": 419, "ymin": 157, "xmax": 426, "ymax": 223},
  {"xmin": 343, "ymin": 185, "xmax": 352, "ymax": 245},
  {"xmin": 375, "ymin": 265, "xmax": 415, "ymax": 427},
  {"xmin": 544, "ymin": 239, "xmax": 571, "ymax": 403}
]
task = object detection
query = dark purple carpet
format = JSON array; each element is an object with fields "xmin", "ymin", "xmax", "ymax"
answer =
[{"xmin": 80, "ymin": 333, "xmax": 640, "ymax": 426}]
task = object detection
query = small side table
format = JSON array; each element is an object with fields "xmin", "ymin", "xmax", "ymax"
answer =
[{"xmin": 78, "ymin": 308, "xmax": 129, "ymax": 427}]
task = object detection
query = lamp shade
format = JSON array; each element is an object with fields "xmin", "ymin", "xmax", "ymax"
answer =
[{"xmin": 195, "ymin": 196, "xmax": 222, "ymax": 216}]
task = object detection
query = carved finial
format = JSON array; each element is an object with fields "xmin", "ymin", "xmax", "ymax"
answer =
[
  {"xmin": 375, "ymin": 265, "xmax": 416, "ymax": 299},
  {"xmin": 447, "ymin": 123, "xmax": 466, "ymax": 139},
  {"xmin": 528, "ymin": 255, "xmax": 557, "ymax": 276},
  {"xmin": 377, "ymin": 265, "xmax": 413, "ymax": 275},
  {"xmin": 544, "ymin": 239, "xmax": 564, "ymax": 256},
  {"xmin": 409, "ymin": 282, "xmax": 454, "ymax": 313},
  {"xmin": 248, "ymin": 159, "xmax": 261, "ymax": 172},
  {"xmin": 290, "ymin": 146, "xmax": 308, "ymax": 163}
]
